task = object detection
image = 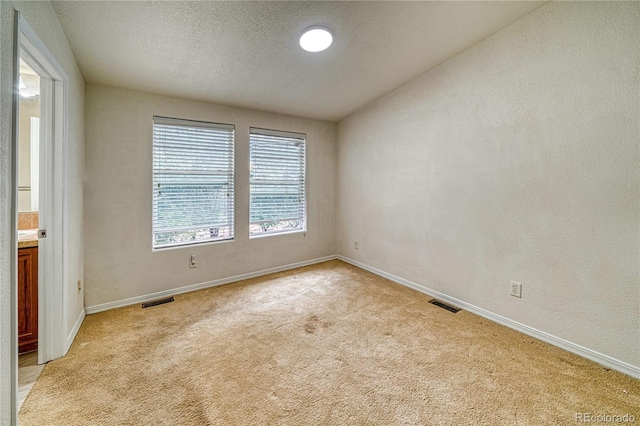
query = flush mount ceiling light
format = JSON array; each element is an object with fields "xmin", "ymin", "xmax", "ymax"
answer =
[
  {"xmin": 299, "ymin": 26, "xmax": 333, "ymax": 53},
  {"xmin": 18, "ymin": 74, "xmax": 38, "ymax": 98}
]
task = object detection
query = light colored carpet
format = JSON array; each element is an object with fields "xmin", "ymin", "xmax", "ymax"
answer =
[{"xmin": 19, "ymin": 260, "xmax": 639, "ymax": 425}]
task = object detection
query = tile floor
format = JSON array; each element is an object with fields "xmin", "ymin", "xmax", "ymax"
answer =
[{"xmin": 18, "ymin": 351, "xmax": 45, "ymax": 410}]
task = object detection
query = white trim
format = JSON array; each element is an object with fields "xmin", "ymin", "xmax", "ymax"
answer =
[
  {"xmin": 153, "ymin": 115, "xmax": 235, "ymax": 131},
  {"xmin": 337, "ymin": 255, "xmax": 640, "ymax": 379},
  {"xmin": 65, "ymin": 309, "xmax": 85, "ymax": 353},
  {"xmin": 85, "ymin": 253, "xmax": 639, "ymax": 378},
  {"xmin": 249, "ymin": 127, "xmax": 306, "ymax": 140},
  {"xmin": 10, "ymin": 11, "xmax": 21, "ymax": 426},
  {"xmin": 152, "ymin": 116, "xmax": 235, "ymax": 250},
  {"xmin": 18, "ymin": 15, "xmax": 69, "ymax": 365},
  {"xmin": 86, "ymin": 255, "xmax": 338, "ymax": 315},
  {"xmin": 249, "ymin": 128, "xmax": 307, "ymax": 239}
]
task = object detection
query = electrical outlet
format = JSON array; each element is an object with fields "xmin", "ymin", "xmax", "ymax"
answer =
[
  {"xmin": 190, "ymin": 254, "xmax": 198, "ymax": 268},
  {"xmin": 354, "ymin": 241, "xmax": 359, "ymax": 249},
  {"xmin": 510, "ymin": 281, "xmax": 522, "ymax": 298}
]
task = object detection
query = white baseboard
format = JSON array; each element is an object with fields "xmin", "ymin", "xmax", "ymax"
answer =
[
  {"xmin": 85, "ymin": 255, "xmax": 338, "ymax": 315},
  {"xmin": 65, "ymin": 308, "xmax": 85, "ymax": 353},
  {"xmin": 83, "ymin": 253, "xmax": 639, "ymax": 379},
  {"xmin": 337, "ymin": 255, "xmax": 640, "ymax": 379}
]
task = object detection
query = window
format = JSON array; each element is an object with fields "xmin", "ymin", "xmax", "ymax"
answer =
[
  {"xmin": 249, "ymin": 128, "xmax": 306, "ymax": 237},
  {"xmin": 153, "ymin": 116, "xmax": 234, "ymax": 248}
]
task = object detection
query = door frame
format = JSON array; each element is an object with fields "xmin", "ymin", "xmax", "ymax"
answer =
[{"xmin": 12, "ymin": 10, "xmax": 68, "ymax": 412}]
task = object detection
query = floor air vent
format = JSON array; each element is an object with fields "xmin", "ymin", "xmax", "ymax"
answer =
[
  {"xmin": 429, "ymin": 299, "xmax": 460, "ymax": 313},
  {"xmin": 142, "ymin": 297, "xmax": 174, "ymax": 309}
]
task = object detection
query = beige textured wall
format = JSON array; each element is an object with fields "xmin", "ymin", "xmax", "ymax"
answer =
[
  {"xmin": 84, "ymin": 84, "xmax": 337, "ymax": 308},
  {"xmin": 0, "ymin": 3, "xmax": 13, "ymax": 421},
  {"xmin": 337, "ymin": 2, "xmax": 639, "ymax": 367},
  {"xmin": 0, "ymin": 1, "xmax": 85, "ymax": 422}
]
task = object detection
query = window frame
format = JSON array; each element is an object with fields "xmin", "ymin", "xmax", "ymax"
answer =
[
  {"xmin": 249, "ymin": 127, "xmax": 307, "ymax": 239},
  {"xmin": 152, "ymin": 115, "xmax": 235, "ymax": 250}
]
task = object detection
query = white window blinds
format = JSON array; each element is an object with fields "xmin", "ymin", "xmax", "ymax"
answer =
[
  {"xmin": 249, "ymin": 128, "xmax": 306, "ymax": 237},
  {"xmin": 153, "ymin": 116, "xmax": 234, "ymax": 248}
]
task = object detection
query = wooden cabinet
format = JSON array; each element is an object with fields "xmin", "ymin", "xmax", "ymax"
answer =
[{"xmin": 18, "ymin": 247, "xmax": 38, "ymax": 354}]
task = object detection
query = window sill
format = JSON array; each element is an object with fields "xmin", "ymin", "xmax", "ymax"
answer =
[
  {"xmin": 152, "ymin": 237, "xmax": 234, "ymax": 251},
  {"xmin": 249, "ymin": 229, "xmax": 307, "ymax": 240}
]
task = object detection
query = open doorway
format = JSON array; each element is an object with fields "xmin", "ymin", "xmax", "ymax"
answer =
[
  {"xmin": 12, "ymin": 13, "xmax": 69, "ymax": 417},
  {"xmin": 16, "ymin": 57, "xmax": 43, "ymax": 409}
]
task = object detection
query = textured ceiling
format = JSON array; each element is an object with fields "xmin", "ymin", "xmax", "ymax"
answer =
[{"xmin": 51, "ymin": 1, "xmax": 546, "ymax": 122}]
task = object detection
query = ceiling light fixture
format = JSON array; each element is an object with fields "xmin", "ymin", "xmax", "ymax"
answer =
[
  {"xmin": 18, "ymin": 76, "xmax": 36, "ymax": 98},
  {"xmin": 299, "ymin": 26, "xmax": 333, "ymax": 53}
]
